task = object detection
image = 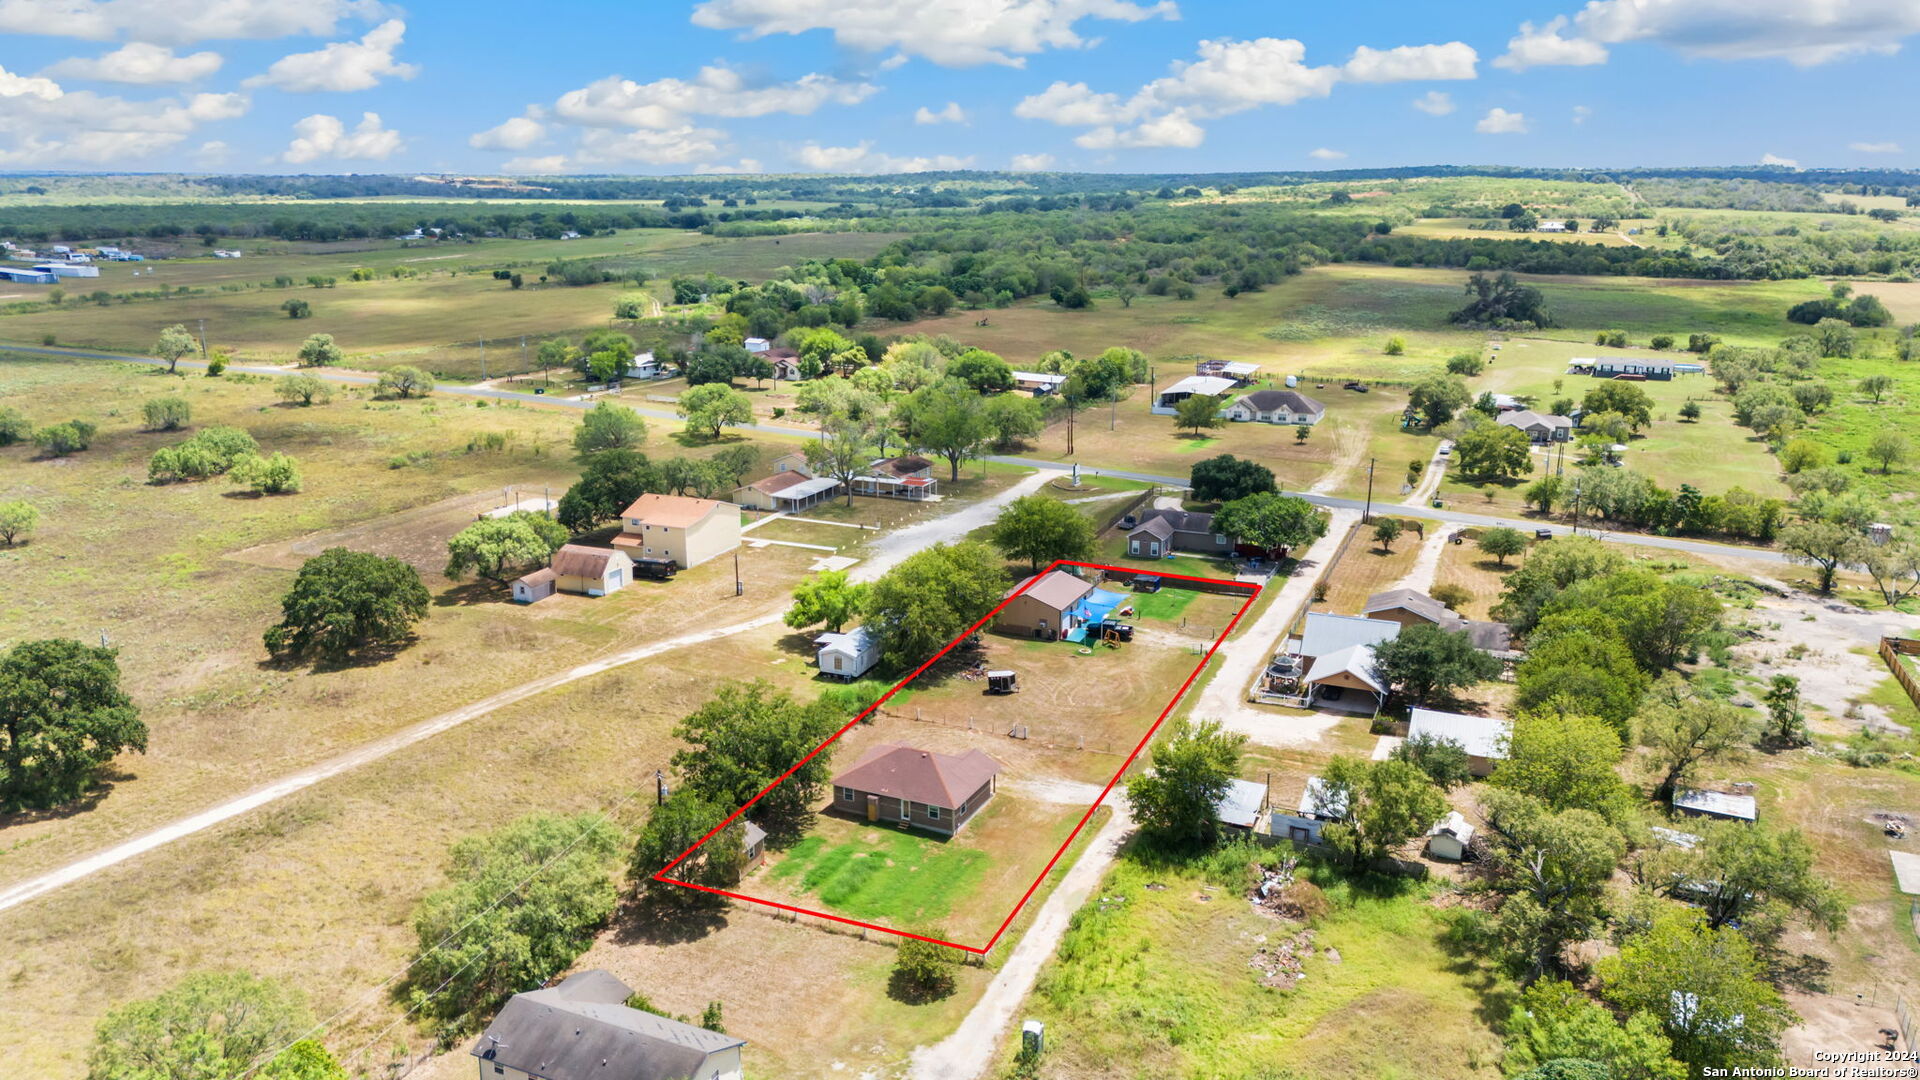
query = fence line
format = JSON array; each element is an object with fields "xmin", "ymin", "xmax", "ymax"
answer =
[{"xmin": 1880, "ymin": 637, "xmax": 1920, "ymax": 712}]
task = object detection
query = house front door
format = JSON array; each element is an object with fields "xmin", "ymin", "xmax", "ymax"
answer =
[{"xmin": 898, "ymin": 799, "xmax": 912, "ymax": 822}]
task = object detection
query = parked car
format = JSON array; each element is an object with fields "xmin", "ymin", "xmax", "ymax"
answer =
[
  {"xmin": 1534, "ymin": 528, "xmax": 1554, "ymax": 540},
  {"xmin": 1437, "ymin": 441, "xmax": 1453, "ymax": 457},
  {"xmin": 633, "ymin": 557, "xmax": 678, "ymax": 580},
  {"xmin": 1119, "ymin": 514, "xmax": 1138, "ymax": 530},
  {"xmin": 1092, "ymin": 621, "xmax": 1135, "ymax": 642}
]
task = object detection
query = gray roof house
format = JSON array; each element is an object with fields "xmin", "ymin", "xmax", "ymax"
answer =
[
  {"xmin": 1126, "ymin": 508, "xmax": 1232, "ymax": 558},
  {"xmin": 1673, "ymin": 787, "xmax": 1758, "ymax": 822},
  {"xmin": 1497, "ymin": 409, "xmax": 1575, "ymax": 443},
  {"xmin": 1224, "ymin": 389, "xmax": 1326, "ymax": 426},
  {"xmin": 471, "ymin": 969, "xmax": 745, "ymax": 1080},
  {"xmin": 1407, "ymin": 708, "xmax": 1512, "ymax": 776},
  {"xmin": 1296, "ymin": 612, "xmax": 1402, "ymax": 661}
]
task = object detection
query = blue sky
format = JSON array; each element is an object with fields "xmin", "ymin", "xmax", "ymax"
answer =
[{"xmin": 0, "ymin": 0, "xmax": 1913, "ymax": 174}]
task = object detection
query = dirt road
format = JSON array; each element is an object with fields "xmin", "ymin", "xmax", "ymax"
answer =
[
  {"xmin": 0, "ymin": 473, "xmax": 1058, "ymax": 916},
  {"xmin": 907, "ymin": 798, "xmax": 1134, "ymax": 1080},
  {"xmin": 1194, "ymin": 510, "xmax": 1360, "ymax": 749}
]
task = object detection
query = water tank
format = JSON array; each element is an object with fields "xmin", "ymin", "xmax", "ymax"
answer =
[{"xmin": 1284, "ymin": 375, "xmax": 1298, "ymax": 387}]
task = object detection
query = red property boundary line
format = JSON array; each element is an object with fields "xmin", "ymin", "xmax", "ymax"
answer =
[{"xmin": 653, "ymin": 559, "xmax": 1261, "ymax": 954}]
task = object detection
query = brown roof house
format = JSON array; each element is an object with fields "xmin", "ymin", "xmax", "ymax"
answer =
[
  {"xmin": 1496, "ymin": 409, "xmax": 1574, "ymax": 444},
  {"xmin": 614, "ymin": 493, "xmax": 740, "ymax": 569},
  {"xmin": 833, "ymin": 743, "xmax": 1001, "ymax": 835},
  {"xmin": 1126, "ymin": 508, "xmax": 1232, "ymax": 559},
  {"xmin": 471, "ymin": 968, "xmax": 744, "ymax": 1080},
  {"xmin": 997, "ymin": 568, "xmax": 1096, "ymax": 639},
  {"xmin": 734, "ymin": 469, "xmax": 842, "ymax": 512},
  {"xmin": 546, "ymin": 544, "xmax": 633, "ymax": 597},
  {"xmin": 1362, "ymin": 588, "xmax": 1515, "ymax": 656}
]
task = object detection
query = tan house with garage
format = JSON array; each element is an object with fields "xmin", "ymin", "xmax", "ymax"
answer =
[
  {"xmin": 614, "ymin": 493, "xmax": 740, "ymax": 569},
  {"xmin": 996, "ymin": 568, "xmax": 1096, "ymax": 638},
  {"xmin": 832, "ymin": 743, "xmax": 1001, "ymax": 835},
  {"xmin": 549, "ymin": 545, "xmax": 633, "ymax": 597}
]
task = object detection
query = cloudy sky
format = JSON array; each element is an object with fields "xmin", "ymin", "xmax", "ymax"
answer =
[{"xmin": 0, "ymin": 0, "xmax": 1913, "ymax": 174}]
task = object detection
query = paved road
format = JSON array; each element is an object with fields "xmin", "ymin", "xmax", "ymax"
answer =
[
  {"xmin": 7, "ymin": 344, "xmax": 1795, "ymax": 569},
  {"xmin": 908, "ymin": 798, "xmax": 1134, "ymax": 1080}
]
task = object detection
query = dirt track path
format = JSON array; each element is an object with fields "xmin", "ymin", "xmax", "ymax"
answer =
[
  {"xmin": 0, "ymin": 473, "xmax": 1059, "ymax": 916},
  {"xmin": 907, "ymin": 798, "xmax": 1133, "ymax": 1080}
]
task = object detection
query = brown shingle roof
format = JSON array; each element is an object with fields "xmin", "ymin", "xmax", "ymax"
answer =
[
  {"xmin": 1135, "ymin": 508, "xmax": 1215, "ymax": 535},
  {"xmin": 833, "ymin": 743, "xmax": 1000, "ymax": 809},
  {"xmin": 1363, "ymin": 588, "xmax": 1452, "ymax": 624},
  {"xmin": 872, "ymin": 456, "xmax": 932, "ymax": 478},
  {"xmin": 748, "ymin": 471, "xmax": 812, "ymax": 495},
  {"xmin": 550, "ymin": 544, "xmax": 623, "ymax": 578},
  {"xmin": 621, "ymin": 492, "xmax": 726, "ymax": 527},
  {"xmin": 516, "ymin": 567, "xmax": 557, "ymax": 587},
  {"xmin": 1007, "ymin": 569, "xmax": 1095, "ymax": 611}
]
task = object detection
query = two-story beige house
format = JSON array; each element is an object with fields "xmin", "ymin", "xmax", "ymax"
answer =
[{"xmin": 614, "ymin": 493, "xmax": 741, "ymax": 569}]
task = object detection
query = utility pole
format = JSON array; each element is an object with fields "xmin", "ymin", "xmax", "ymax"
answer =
[
  {"xmin": 1570, "ymin": 481, "xmax": 1582, "ymax": 537},
  {"xmin": 479, "ymin": 337, "xmax": 487, "ymax": 383},
  {"xmin": 1109, "ymin": 396, "xmax": 1116, "ymax": 431},
  {"xmin": 519, "ymin": 335, "xmax": 527, "ymax": 383},
  {"xmin": 1362, "ymin": 457, "xmax": 1376, "ymax": 523},
  {"xmin": 195, "ymin": 318, "xmax": 209, "ymax": 361},
  {"xmin": 733, "ymin": 550, "xmax": 743, "ymax": 597},
  {"xmin": 1066, "ymin": 396, "xmax": 1076, "ymax": 457}
]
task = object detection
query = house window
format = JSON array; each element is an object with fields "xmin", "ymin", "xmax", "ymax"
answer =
[
  {"xmin": 840, "ymin": 787, "xmax": 855, "ymax": 801},
  {"xmin": 927, "ymin": 805, "xmax": 941, "ymax": 821}
]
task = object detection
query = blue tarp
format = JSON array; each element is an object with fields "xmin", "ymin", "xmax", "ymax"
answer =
[{"xmin": 1068, "ymin": 588, "xmax": 1126, "ymax": 626}]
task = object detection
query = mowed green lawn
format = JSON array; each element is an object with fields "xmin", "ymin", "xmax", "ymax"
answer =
[{"xmin": 768, "ymin": 828, "xmax": 989, "ymax": 927}]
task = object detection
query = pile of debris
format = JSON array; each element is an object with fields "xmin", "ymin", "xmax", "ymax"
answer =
[
  {"xmin": 1249, "ymin": 858, "xmax": 1329, "ymax": 920},
  {"xmin": 1246, "ymin": 928, "xmax": 1316, "ymax": 990}
]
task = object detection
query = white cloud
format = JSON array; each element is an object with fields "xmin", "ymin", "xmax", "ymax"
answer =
[
  {"xmin": 502, "ymin": 155, "xmax": 568, "ymax": 173},
  {"xmin": 1010, "ymin": 152, "xmax": 1055, "ymax": 170},
  {"xmin": 245, "ymin": 19, "xmax": 416, "ymax": 92},
  {"xmin": 1850, "ymin": 141, "xmax": 1902, "ymax": 153},
  {"xmin": 469, "ymin": 115, "xmax": 546, "ymax": 151},
  {"xmin": 570, "ymin": 125, "xmax": 729, "ymax": 166},
  {"xmin": 280, "ymin": 110, "xmax": 401, "ymax": 163},
  {"xmin": 690, "ymin": 0, "xmax": 1180, "ymax": 68},
  {"xmin": 1012, "ymin": 80, "xmax": 1131, "ymax": 125},
  {"xmin": 1572, "ymin": 103, "xmax": 1592, "ymax": 123},
  {"xmin": 914, "ymin": 101, "xmax": 969, "ymax": 124},
  {"xmin": 0, "ymin": 64, "xmax": 64, "ymax": 100},
  {"xmin": 1493, "ymin": 16, "xmax": 1609, "ymax": 71},
  {"xmin": 1759, "ymin": 151, "xmax": 1798, "ymax": 167},
  {"xmin": 0, "ymin": 0, "xmax": 382, "ymax": 45},
  {"xmin": 694, "ymin": 158, "xmax": 763, "ymax": 173},
  {"xmin": 1341, "ymin": 42, "xmax": 1478, "ymax": 82},
  {"xmin": 553, "ymin": 65, "xmax": 877, "ymax": 129},
  {"xmin": 1572, "ymin": 0, "xmax": 1920, "ymax": 66},
  {"xmin": 1308, "ymin": 147, "xmax": 1346, "ymax": 160},
  {"xmin": 792, "ymin": 140, "xmax": 973, "ymax": 172},
  {"xmin": 1411, "ymin": 90, "xmax": 1455, "ymax": 115},
  {"xmin": 1017, "ymin": 36, "xmax": 1476, "ymax": 152},
  {"xmin": 1476, "ymin": 107, "xmax": 1528, "ymax": 134},
  {"xmin": 0, "ymin": 72, "xmax": 246, "ymax": 165},
  {"xmin": 46, "ymin": 42, "xmax": 222, "ymax": 84},
  {"xmin": 1075, "ymin": 108, "xmax": 1204, "ymax": 149},
  {"xmin": 194, "ymin": 138, "xmax": 227, "ymax": 165}
]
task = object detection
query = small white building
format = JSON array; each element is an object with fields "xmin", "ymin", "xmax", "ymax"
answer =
[
  {"xmin": 1673, "ymin": 787, "xmax": 1758, "ymax": 823},
  {"xmin": 625, "ymin": 351, "xmax": 665, "ymax": 379},
  {"xmin": 1151, "ymin": 374, "xmax": 1237, "ymax": 416},
  {"xmin": 1536, "ymin": 220, "xmax": 1568, "ymax": 233},
  {"xmin": 815, "ymin": 626, "xmax": 879, "ymax": 681},
  {"xmin": 1214, "ymin": 778, "xmax": 1270, "ymax": 832},
  {"xmin": 1426, "ymin": 811, "xmax": 1476, "ymax": 861},
  {"xmin": 743, "ymin": 336, "xmax": 771, "ymax": 354},
  {"xmin": 550, "ymin": 544, "xmax": 633, "ymax": 597},
  {"xmin": 1011, "ymin": 371, "xmax": 1067, "ymax": 395},
  {"xmin": 511, "ymin": 568, "xmax": 557, "ymax": 604}
]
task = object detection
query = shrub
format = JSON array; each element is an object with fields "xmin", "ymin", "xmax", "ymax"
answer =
[
  {"xmin": 0, "ymin": 406, "xmax": 30, "ymax": 446},
  {"xmin": 375, "ymin": 366, "xmax": 435, "ymax": 399},
  {"xmin": 1430, "ymin": 582, "xmax": 1473, "ymax": 609},
  {"xmin": 890, "ymin": 936, "xmax": 960, "ymax": 1002},
  {"xmin": 141, "ymin": 396, "xmax": 191, "ymax": 431},
  {"xmin": 148, "ymin": 426, "xmax": 259, "ymax": 482},
  {"xmin": 33, "ymin": 419, "xmax": 97, "ymax": 456},
  {"xmin": 231, "ymin": 452, "xmax": 302, "ymax": 494}
]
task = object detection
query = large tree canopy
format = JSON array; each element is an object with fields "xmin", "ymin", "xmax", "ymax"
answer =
[
  {"xmin": 263, "ymin": 548, "xmax": 431, "ymax": 661},
  {"xmin": 1213, "ymin": 492, "xmax": 1327, "ymax": 552},
  {"xmin": 88, "ymin": 971, "xmax": 325, "ymax": 1080},
  {"xmin": 0, "ymin": 638, "xmax": 145, "ymax": 812},
  {"xmin": 866, "ymin": 541, "xmax": 1007, "ymax": 669},
  {"xmin": 1126, "ymin": 719, "xmax": 1247, "ymax": 850},
  {"xmin": 989, "ymin": 494, "xmax": 1096, "ymax": 571},
  {"xmin": 1189, "ymin": 454, "xmax": 1277, "ymax": 503}
]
